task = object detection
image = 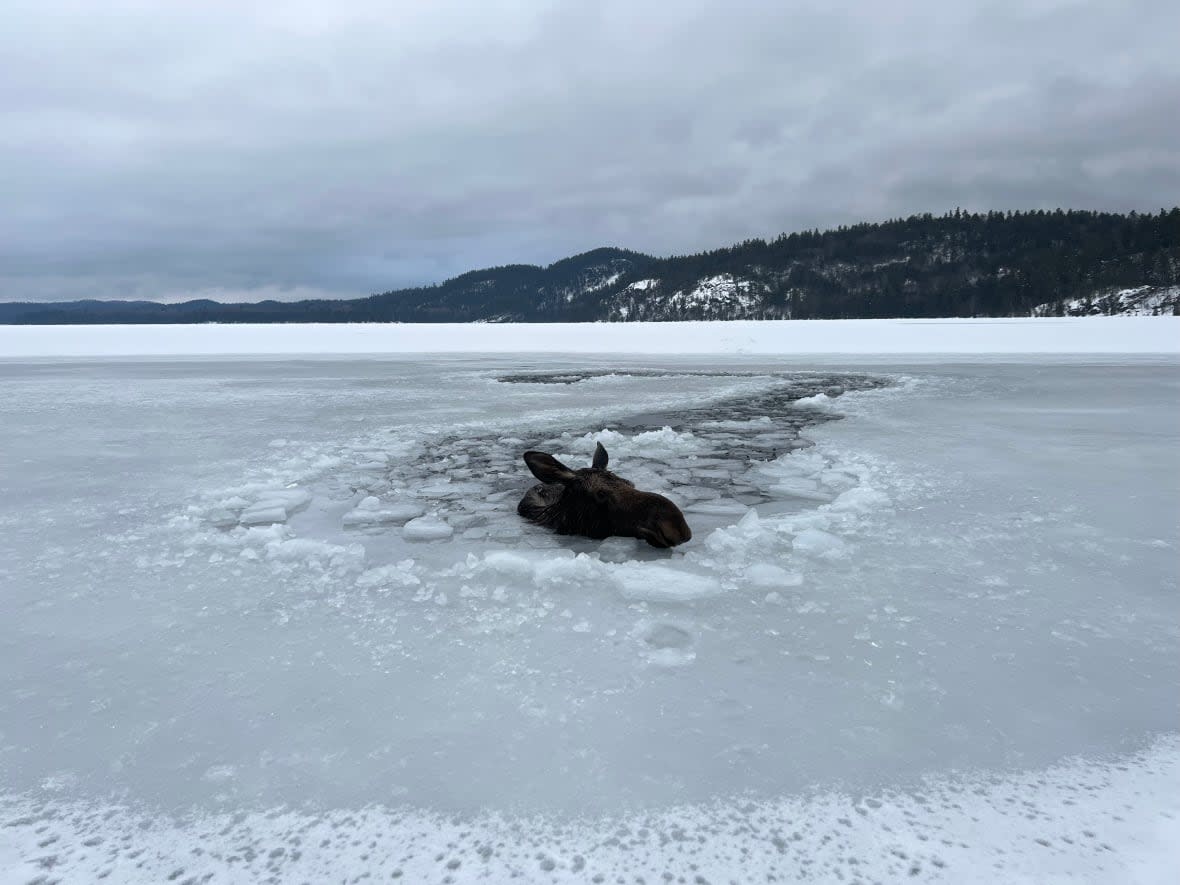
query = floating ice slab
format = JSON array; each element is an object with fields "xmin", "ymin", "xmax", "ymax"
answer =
[
  {"xmin": 402, "ymin": 515, "xmax": 454, "ymax": 541},
  {"xmin": 236, "ymin": 487, "xmax": 312, "ymax": 525},
  {"xmin": 686, "ymin": 499, "xmax": 751, "ymax": 516},
  {"xmin": 238, "ymin": 505, "xmax": 290, "ymax": 525},
  {"xmin": 342, "ymin": 498, "xmax": 424, "ymax": 527},
  {"xmin": 744, "ymin": 562, "xmax": 804, "ymax": 589},
  {"xmin": 615, "ymin": 564, "xmax": 725, "ymax": 602},
  {"xmin": 766, "ymin": 479, "xmax": 833, "ymax": 501},
  {"xmin": 791, "ymin": 526, "xmax": 847, "ymax": 558}
]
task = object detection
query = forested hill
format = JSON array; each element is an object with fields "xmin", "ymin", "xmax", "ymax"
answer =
[{"xmin": 3, "ymin": 209, "xmax": 1177, "ymax": 324}]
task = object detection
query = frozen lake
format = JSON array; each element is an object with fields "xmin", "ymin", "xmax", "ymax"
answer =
[{"xmin": 1, "ymin": 353, "xmax": 1178, "ymax": 882}]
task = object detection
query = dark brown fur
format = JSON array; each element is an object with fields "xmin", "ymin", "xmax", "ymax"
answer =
[{"xmin": 517, "ymin": 442, "xmax": 692, "ymax": 548}]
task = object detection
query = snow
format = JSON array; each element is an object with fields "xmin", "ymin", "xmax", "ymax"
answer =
[
  {"xmin": 1, "ymin": 351, "xmax": 1177, "ymax": 881},
  {"xmin": 1032, "ymin": 285, "xmax": 1180, "ymax": 317},
  {"xmin": 607, "ymin": 274, "xmax": 765, "ymax": 320},
  {"xmin": 3, "ymin": 739, "xmax": 1177, "ymax": 883},
  {"xmin": 680, "ymin": 273, "xmax": 761, "ymax": 308},
  {"xmin": 584, "ymin": 270, "xmax": 622, "ymax": 292},
  {"xmin": 0, "ymin": 315, "xmax": 1176, "ymax": 356},
  {"xmin": 626, "ymin": 277, "xmax": 658, "ymax": 290}
]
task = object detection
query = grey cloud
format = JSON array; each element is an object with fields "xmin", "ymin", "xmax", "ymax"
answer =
[{"xmin": 1, "ymin": 0, "xmax": 1176, "ymax": 303}]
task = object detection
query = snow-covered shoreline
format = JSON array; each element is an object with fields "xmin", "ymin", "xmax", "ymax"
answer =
[{"xmin": 1, "ymin": 316, "xmax": 1177, "ymax": 357}]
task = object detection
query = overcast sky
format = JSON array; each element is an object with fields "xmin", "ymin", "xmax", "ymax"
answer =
[{"xmin": 2, "ymin": 0, "xmax": 1177, "ymax": 303}]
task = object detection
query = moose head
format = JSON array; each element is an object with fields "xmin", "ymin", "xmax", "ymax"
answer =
[{"xmin": 517, "ymin": 442, "xmax": 692, "ymax": 548}]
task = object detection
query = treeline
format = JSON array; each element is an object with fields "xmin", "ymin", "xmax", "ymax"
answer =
[
  {"xmin": 602, "ymin": 208, "xmax": 1179, "ymax": 320},
  {"xmin": 2, "ymin": 210, "xmax": 1176, "ymax": 323}
]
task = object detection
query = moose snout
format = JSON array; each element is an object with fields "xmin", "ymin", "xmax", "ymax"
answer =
[
  {"xmin": 638, "ymin": 502, "xmax": 693, "ymax": 548},
  {"xmin": 654, "ymin": 517, "xmax": 692, "ymax": 547}
]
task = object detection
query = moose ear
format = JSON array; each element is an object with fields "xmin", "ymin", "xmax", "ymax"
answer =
[
  {"xmin": 592, "ymin": 442, "xmax": 609, "ymax": 470},
  {"xmin": 523, "ymin": 451, "xmax": 577, "ymax": 485}
]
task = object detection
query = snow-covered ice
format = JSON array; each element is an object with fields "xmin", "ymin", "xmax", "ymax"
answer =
[
  {"xmin": 1, "ymin": 315, "xmax": 1177, "ymax": 356},
  {"xmin": 0, "ymin": 352, "xmax": 1177, "ymax": 882}
]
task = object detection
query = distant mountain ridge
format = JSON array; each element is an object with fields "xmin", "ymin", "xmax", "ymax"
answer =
[{"xmin": 3, "ymin": 210, "xmax": 1177, "ymax": 324}]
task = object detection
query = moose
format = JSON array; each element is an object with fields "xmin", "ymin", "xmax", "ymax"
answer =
[{"xmin": 517, "ymin": 442, "xmax": 692, "ymax": 548}]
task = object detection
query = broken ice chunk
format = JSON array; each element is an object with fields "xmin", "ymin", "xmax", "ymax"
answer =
[
  {"xmin": 676, "ymin": 486, "xmax": 722, "ymax": 502},
  {"xmin": 238, "ymin": 506, "xmax": 290, "ymax": 526},
  {"xmin": 745, "ymin": 563, "xmax": 804, "ymax": 589},
  {"xmin": 685, "ymin": 500, "xmax": 751, "ymax": 517},
  {"xmin": 691, "ymin": 468, "xmax": 735, "ymax": 481},
  {"xmin": 615, "ymin": 565, "xmax": 724, "ymax": 602},
  {"xmin": 792, "ymin": 528, "xmax": 847, "ymax": 558},
  {"xmin": 402, "ymin": 516, "xmax": 454, "ymax": 542},
  {"xmin": 342, "ymin": 499, "xmax": 425, "ymax": 528},
  {"xmin": 237, "ymin": 488, "xmax": 312, "ymax": 525},
  {"xmin": 766, "ymin": 480, "xmax": 833, "ymax": 503}
]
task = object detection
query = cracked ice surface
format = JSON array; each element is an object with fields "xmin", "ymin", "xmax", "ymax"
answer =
[{"xmin": 0, "ymin": 355, "xmax": 1177, "ymax": 882}]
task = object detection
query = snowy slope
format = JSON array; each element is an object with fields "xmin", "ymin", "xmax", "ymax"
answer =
[
  {"xmin": 605, "ymin": 274, "xmax": 770, "ymax": 321},
  {"xmin": 1032, "ymin": 284, "xmax": 1180, "ymax": 316}
]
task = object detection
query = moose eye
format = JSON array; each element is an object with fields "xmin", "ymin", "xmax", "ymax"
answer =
[{"xmin": 593, "ymin": 489, "xmax": 611, "ymax": 504}]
